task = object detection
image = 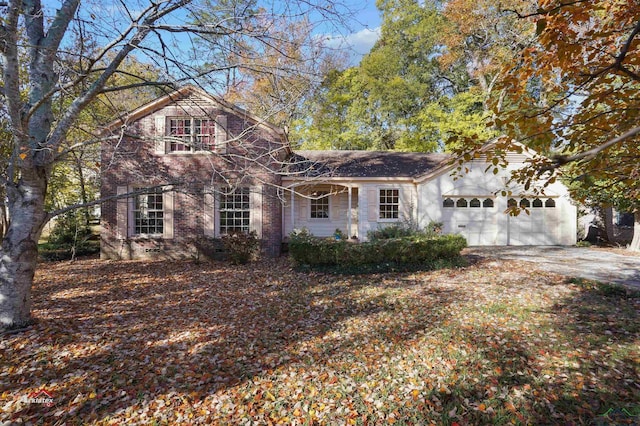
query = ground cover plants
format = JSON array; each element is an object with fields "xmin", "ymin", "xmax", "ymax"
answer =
[{"xmin": 1, "ymin": 255, "xmax": 638, "ymax": 425}]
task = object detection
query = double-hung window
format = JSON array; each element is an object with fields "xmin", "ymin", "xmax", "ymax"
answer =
[
  {"xmin": 168, "ymin": 117, "xmax": 215, "ymax": 152},
  {"xmin": 219, "ymin": 187, "xmax": 250, "ymax": 234},
  {"xmin": 310, "ymin": 192, "xmax": 330, "ymax": 219},
  {"xmin": 133, "ymin": 188, "xmax": 164, "ymax": 235},
  {"xmin": 379, "ymin": 189, "xmax": 399, "ymax": 220}
]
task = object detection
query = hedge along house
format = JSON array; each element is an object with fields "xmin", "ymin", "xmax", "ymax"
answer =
[
  {"xmin": 100, "ymin": 85, "xmax": 289, "ymax": 260},
  {"xmin": 283, "ymin": 145, "xmax": 577, "ymax": 246},
  {"xmin": 101, "ymin": 86, "xmax": 577, "ymax": 261}
]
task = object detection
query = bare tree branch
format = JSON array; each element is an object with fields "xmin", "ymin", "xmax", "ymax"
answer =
[{"xmin": 554, "ymin": 125, "xmax": 640, "ymax": 165}]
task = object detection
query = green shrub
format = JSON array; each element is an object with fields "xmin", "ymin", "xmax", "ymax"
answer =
[
  {"xmin": 289, "ymin": 228, "xmax": 467, "ymax": 270},
  {"xmin": 288, "ymin": 228, "xmax": 346, "ymax": 266},
  {"xmin": 41, "ymin": 210, "xmax": 99, "ymax": 260},
  {"xmin": 39, "ymin": 240, "xmax": 100, "ymax": 261},
  {"xmin": 368, "ymin": 220, "xmax": 444, "ymax": 242},
  {"xmin": 423, "ymin": 221, "xmax": 444, "ymax": 238},
  {"xmin": 367, "ymin": 224, "xmax": 415, "ymax": 241},
  {"xmin": 48, "ymin": 210, "xmax": 92, "ymax": 246},
  {"xmin": 221, "ymin": 231, "xmax": 261, "ymax": 264}
]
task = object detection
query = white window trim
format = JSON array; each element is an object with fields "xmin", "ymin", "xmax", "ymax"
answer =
[
  {"xmin": 166, "ymin": 116, "xmax": 216, "ymax": 153},
  {"xmin": 309, "ymin": 192, "xmax": 331, "ymax": 220},
  {"xmin": 442, "ymin": 196, "xmax": 497, "ymax": 209},
  {"xmin": 126, "ymin": 186, "xmax": 173, "ymax": 239},
  {"xmin": 217, "ymin": 186, "xmax": 252, "ymax": 236},
  {"xmin": 378, "ymin": 187, "xmax": 400, "ymax": 222}
]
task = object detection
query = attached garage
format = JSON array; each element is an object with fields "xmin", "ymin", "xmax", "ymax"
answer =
[{"xmin": 439, "ymin": 195, "xmax": 566, "ymax": 246}]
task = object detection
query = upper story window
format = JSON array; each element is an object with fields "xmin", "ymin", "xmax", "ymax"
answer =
[
  {"xmin": 310, "ymin": 192, "xmax": 329, "ymax": 219},
  {"xmin": 379, "ymin": 189, "xmax": 399, "ymax": 220},
  {"xmin": 168, "ymin": 117, "xmax": 216, "ymax": 152}
]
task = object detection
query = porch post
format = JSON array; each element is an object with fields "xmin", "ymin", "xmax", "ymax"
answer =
[
  {"xmin": 347, "ymin": 185, "xmax": 352, "ymax": 238},
  {"xmin": 290, "ymin": 187, "xmax": 295, "ymax": 232}
]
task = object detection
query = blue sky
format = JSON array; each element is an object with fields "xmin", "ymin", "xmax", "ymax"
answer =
[
  {"xmin": 325, "ymin": 0, "xmax": 382, "ymax": 62},
  {"xmin": 43, "ymin": 0, "xmax": 382, "ymax": 67}
]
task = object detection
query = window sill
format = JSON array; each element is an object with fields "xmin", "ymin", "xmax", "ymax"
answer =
[
  {"xmin": 164, "ymin": 150, "xmax": 216, "ymax": 155},
  {"xmin": 127, "ymin": 235, "xmax": 165, "ymax": 240}
]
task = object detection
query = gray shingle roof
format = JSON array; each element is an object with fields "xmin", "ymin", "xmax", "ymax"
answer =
[{"xmin": 285, "ymin": 150, "xmax": 451, "ymax": 179}]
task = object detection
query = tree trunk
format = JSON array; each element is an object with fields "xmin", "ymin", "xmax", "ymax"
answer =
[
  {"xmin": 603, "ymin": 206, "xmax": 616, "ymax": 243},
  {"xmin": 630, "ymin": 211, "xmax": 640, "ymax": 252},
  {"xmin": 72, "ymin": 151, "xmax": 91, "ymax": 226},
  {"xmin": 0, "ymin": 202, "xmax": 7, "ymax": 241},
  {"xmin": 0, "ymin": 171, "xmax": 48, "ymax": 329}
]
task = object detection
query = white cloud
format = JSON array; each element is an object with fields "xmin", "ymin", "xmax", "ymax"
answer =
[
  {"xmin": 325, "ymin": 27, "xmax": 381, "ymax": 64},
  {"xmin": 343, "ymin": 27, "xmax": 381, "ymax": 55}
]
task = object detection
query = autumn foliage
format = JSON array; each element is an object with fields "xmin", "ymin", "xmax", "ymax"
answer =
[{"xmin": 2, "ymin": 257, "xmax": 638, "ymax": 424}]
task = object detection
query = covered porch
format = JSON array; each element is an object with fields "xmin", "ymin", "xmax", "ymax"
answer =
[{"xmin": 283, "ymin": 182, "xmax": 360, "ymax": 239}]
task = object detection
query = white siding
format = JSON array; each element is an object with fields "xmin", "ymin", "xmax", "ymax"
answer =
[
  {"xmin": 284, "ymin": 185, "xmax": 358, "ymax": 238},
  {"xmin": 418, "ymin": 161, "xmax": 577, "ymax": 246},
  {"xmin": 357, "ymin": 183, "xmax": 416, "ymax": 241}
]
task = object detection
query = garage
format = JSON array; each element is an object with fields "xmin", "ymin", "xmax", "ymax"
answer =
[
  {"xmin": 441, "ymin": 196, "xmax": 562, "ymax": 246},
  {"xmin": 505, "ymin": 197, "xmax": 560, "ymax": 245},
  {"xmin": 441, "ymin": 196, "xmax": 498, "ymax": 245}
]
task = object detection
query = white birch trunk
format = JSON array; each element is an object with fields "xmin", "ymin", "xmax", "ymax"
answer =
[
  {"xmin": 0, "ymin": 171, "xmax": 49, "ymax": 328},
  {"xmin": 630, "ymin": 211, "xmax": 640, "ymax": 252}
]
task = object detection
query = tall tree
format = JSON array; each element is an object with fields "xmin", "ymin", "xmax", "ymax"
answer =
[
  {"xmin": 0, "ymin": 0, "xmax": 349, "ymax": 329},
  {"xmin": 437, "ymin": 0, "xmax": 536, "ymax": 111},
  {"xmin": 453, "ymin": 0, "xmax": 640, "ymax": 250},
  {"xmin": 294, "ymin": 0, "xmax": 495, "ymax": 152},
  {"xmin": 218, "ymin": 15, "xmax": 346, "ymax": 130}
]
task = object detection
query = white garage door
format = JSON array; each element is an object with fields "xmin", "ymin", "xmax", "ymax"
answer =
[
  {"xmin": 442, "ymin": 197, "xmax": 561, "ymax": 246},
  {"xmin": 506, "ymin": 198, "xmax": 560, "ymax": 245},
  {"xmin": 442, "ymin": 197, "xmax": 499, "ymax": 245}
]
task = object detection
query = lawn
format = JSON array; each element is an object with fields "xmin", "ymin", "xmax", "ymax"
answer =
[{"xmin": 1, "ymin": 255, "xmax": 638, "ymax": 425}]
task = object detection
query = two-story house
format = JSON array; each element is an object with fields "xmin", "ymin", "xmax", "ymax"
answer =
[
  {"xmin": 101, "ymin": 85, "xmax": 577, "ymax": 261},
  {"xmin": 100, "ymin": 85, "xmax": 288, "ymax": 259}
]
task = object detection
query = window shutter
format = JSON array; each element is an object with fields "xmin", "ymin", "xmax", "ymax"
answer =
[
  {"xmin": 116, "ymin": 186, "xmax": 129, "ymax": 239},
  {"xmin": 399, "ymin": 187, "xmax": 412, "ymax": 220},
  {"xmin": 367, "ymin": 189, "xmax": 378, "ymax": 222},
  {"xmin": 163, "ymin": 188, "xmax": 174, "ymax": 239},
  {"xmin": 250, "ymin": 186, "xmax": 263, "ymax": 237},
  {"xmin": 203, "ymin": 185, "xmax": 215, "ymax": 237},
  {"xmin": 215, "ymin": 114, "xmax": 228, "ymax": 154},
  {"xmin": 331, "ymin": 195, "xmax": 340, "ymax": 219},
  {"xmin": 155, "ymin": 116, "xmax": 166, "ymax": 154},
  {"xmin": 298, "ymin": 195, "xmax": 308, "ymax": 221}
]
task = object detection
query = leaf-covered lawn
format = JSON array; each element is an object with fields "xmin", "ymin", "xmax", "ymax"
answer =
[{"xmin": 2, "ymin": 256, "xmax": 639, "ymax": 425}]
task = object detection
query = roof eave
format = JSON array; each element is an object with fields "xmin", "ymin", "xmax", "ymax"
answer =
[{"xmin": 98, "ymin": 84, "xmax": 288, "ymax": 143}]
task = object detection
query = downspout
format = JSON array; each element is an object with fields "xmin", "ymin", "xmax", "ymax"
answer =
[
  {"xmin": 290, "ymin": 187, "xmax": 295, "ymax": 232},
  {"xmin": 347, "ymin": 185, "xmax": 352, "ymax": 238},
  {"xmin": 414, "ymin": 182, "xmax": 419, "ymax": 229}
]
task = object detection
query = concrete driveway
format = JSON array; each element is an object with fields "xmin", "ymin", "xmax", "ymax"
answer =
[{"xmin": 465, "ymin": 246, "xmax": 640, "ymax": 290}]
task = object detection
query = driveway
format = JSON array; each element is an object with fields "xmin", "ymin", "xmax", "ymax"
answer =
[{"xmin": 465, "ymin": 246, "xmax": 640, "ymax": 290}]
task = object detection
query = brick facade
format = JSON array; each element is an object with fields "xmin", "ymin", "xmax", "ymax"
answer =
[{"xmin": 100, "ymin": 86, "xmax": 287, "ymax": 260}]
